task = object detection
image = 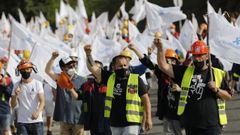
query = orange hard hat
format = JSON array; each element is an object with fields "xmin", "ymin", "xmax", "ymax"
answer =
[
  {"xmin": 17, "ymin": 59, "xmax": 34, "ymax": 71},
  {"xmin": 57, "ymin": 72, "xmax": 74, "ymax": 89},
  {"xmin": 191, "ymin": 40, "xmax": 208, "ymax": 55},
  {"xmin": 165, "ymin": 49, "xmax": 179, "ymax": 60}
]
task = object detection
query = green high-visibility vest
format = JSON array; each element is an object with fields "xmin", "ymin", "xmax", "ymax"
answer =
[
  {"xmin": 104, "ymin": 73, "xmax": 144, "ymax": 123},
  {"xmin": 178, "ymin": 67, "xmax": 228, "ymax": 125}
]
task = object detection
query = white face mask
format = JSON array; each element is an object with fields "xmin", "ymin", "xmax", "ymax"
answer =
[{"xmin": 67, "ymin": 68, "xmax": 76, "ymax": 77}]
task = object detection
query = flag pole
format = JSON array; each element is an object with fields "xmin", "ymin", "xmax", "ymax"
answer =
[
  {"xmin": 4, "ymin": 22, "xmax": 13, "ymax": 74},
  {"xmin": 29, "ymin": 42, "xmax": 37, "ymax": 59},
  {"xmin": 207, "ymin": 14, "xmax": 213, "ymax": 81}
]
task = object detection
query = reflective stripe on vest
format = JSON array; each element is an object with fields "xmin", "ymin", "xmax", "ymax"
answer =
[
  {"xmin": 233, "ymin": 73, "xmax": 240, "ymax": 78},
  {"xmin": 104, "ymin": 73, "xmax": 143, "ymax": 123},
  {"xmin": 178, "ymin": 67, "xmax": 228, "ymax": 125},
  {"xmin": 177, "ymin": 67, "xmax": 194, "ymax": 115},
  {"xmin": 1, "ymin": 94, "xmax": 5, "ymax": 101},
  {"xmin": 213, "ymin": 67, "xmax": 228, "ymax": 125}
]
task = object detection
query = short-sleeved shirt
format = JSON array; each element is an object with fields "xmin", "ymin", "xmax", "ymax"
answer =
[
  {"xmin": 53, "ymin": 74, "xmax": 86, "ymax": 124},
  {"xmin": 173, "ymin": 65, "xmax": 230, "ymax": 128},
  {"xmin": 101, "ymin": 69, "xmax": 147, "ymax": 127},
  {"xmin": 12, "ymin": 79, "xmax": 44, "ymax": 123}
]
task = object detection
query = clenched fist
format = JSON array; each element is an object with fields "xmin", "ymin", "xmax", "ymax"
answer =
[{"xmin": 84, "ymin": 45, "xmax": 92, "ymax": 55}]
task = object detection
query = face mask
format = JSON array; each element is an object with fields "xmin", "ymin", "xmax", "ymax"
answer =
[
  {"xmin": 67, "ymin": 68, "xmax": 76, "ymax": 77},
  {"xmin": 20, "ymin": 71, "xmax": 31, "ymax": 79},
  {"xmin": 193, "ymin": 61, "xmax": 205, "ymax": 70},
  {"xmin": 115, "ymin": 68, "xmax": 130, "ymax": 78},
  {"xmin": 170, "ymin": 28, "xmax": 175, "ymax": 33}
]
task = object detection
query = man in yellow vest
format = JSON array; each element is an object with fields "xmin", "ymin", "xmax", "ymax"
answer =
[
  {"xmin": 84, "ymin": 45, "xmax": 152, "ymax": 135},
  {"xmin": 155, "ymin": 39, "xmax": 232, "ymax": 135}
]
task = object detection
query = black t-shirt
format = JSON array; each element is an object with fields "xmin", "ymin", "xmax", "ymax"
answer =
[
  {"xmin": 173, "ymin": 65, "xmax": 230, "ymax": 128},
  {"xmin": 101, "ymin": 69, "xmax": 147, "ymax": 127}
]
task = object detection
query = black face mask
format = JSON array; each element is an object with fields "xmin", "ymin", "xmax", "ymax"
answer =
[
  {"xmin": 20, "ymin": 71, "xmax": 31, "ymax": 79},
  {"xmin": 115, "ymin": 68, "xmax": 130, "ymax": 78},
  {"xmin": 193, "ymin": 61, "xmax": 205, "ymax": 70}
]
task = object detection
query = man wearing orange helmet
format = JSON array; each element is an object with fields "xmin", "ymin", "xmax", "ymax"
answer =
[
  {"xmin": 156, "ymin": 39, "xmax": 232, "ymax": 135},
  {"xmin": 128, "ymin": 44, "xmax": 184, "ymax": 135},
  {"xmin": 11, "ymin": 59, "xmax": 45, "ymax": 135},
  {"xmin": 45, "ymin": 52, "xmax": 86, "ymax": 135},
  {"xmin": 0, "ymin": 61, "xmax": 13, "ymax": 135}
]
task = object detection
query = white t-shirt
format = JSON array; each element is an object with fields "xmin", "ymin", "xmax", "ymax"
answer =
[{"xmin": 12, "ymin": 79, "xmax": 44, "ymax": 123}]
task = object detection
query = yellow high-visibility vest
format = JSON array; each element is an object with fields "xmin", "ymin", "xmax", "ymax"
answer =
[
  {"xmin": 104, "ymin": 73, "xmax": 143, "ymax": 123},
  {"xmin": 177, "ymin": 67, "xmax": 228, "ymax": 125}
]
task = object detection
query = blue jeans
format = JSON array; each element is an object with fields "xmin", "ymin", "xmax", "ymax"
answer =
[{"xmin": 17, "ymin": 122, "xmax": 44, "ymax": 135}]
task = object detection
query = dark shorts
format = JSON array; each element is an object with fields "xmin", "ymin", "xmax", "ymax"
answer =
[{"xmin": 0, "ymin": 114, "xmax": 11, "ymax": 130}]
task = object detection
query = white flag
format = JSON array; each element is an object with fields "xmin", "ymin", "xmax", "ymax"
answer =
[
  {"xmin": 120, "ymin": 2, "xmax": 129, "ymax": 19},
  {"xmin": 59, "ymin": 0, "xmax": 68, "ymax": 19},
  {"xmin": 0, "ymin": 12, "xmax": 11, "ymax": 37},
  {"xmin": 18, "ymin": 9, "xmax": 27, "ymax": 26},
  {"xmin": 130, "ymin": 0, "xmax": 145, "ymax": 23},
  {"xmin": 173, "ymin": 0, "xmax": 183, "ymax": 7},
  {"xmin": 77, "ymin": 0, "xmax": 88, "ymax": 19},
  {"xmin": 235, "ymin": 15, "xmax": 240, "ymax": 28},
  {"xmin": 207, "ymin": 1, "xmax": 216, "ymax": 14},
  {"xmin": 30, "ymin": 44, "xmax": 68, "ymax": 89},
  {"xmin": 192, "ymin": 13, "xmax": 198, "ymax": 32},
  {"xmin": 179, "ymin": 20, "xmax": 198, "ymax": 51},
  {"xmin": 209, "ymin": 12, "xmax": 240, "ymax": 64},
  {"xmin": 11, "ymin": 21, "xmax": 36, "ymax": 50},
  {"xmin": 128, "ymin": 21, "xmax": 140, "ymax": 41},
  {"xmin": 0, "ymin": 37, "xmax": 9, "ymax": 49},
  {"xmin": 145, "ymin": 1, "xmax": 163, "ymax": 33},
  {"xmin": 145, "ymin": 1, "xmax": 186, "ymax": 24},
  {"xmin": 0, "ymin": 48, "xmax": 21, "ymax": 83},
  {"xmin": 96, "ymin": 12, "xmax": 109, "ymax": 30},
  {"xmin": 91, "ymin": 37, "xmax": 124, "ymax": 65},
  {"xmin": 166, "ymin": 31, "xmax": 187, "ymax": 58}
]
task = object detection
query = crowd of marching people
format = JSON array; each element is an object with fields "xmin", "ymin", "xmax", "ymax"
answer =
[{"xmin": 1, "ymin": 0, "xmax": 240, "ymax": 135}]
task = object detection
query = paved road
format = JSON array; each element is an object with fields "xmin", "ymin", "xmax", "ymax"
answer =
[{"xmin": 46, "ymin": 79, "xmax": 240, "ymax": 135}]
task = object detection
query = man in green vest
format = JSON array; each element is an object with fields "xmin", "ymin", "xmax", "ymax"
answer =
[
  {"xmin": 84, "ymin": 45, "xmax": 152, "ymax": 135},
  {"xmin": 155, "ymin": 39, "xmax": 232, "ymax": 135}
]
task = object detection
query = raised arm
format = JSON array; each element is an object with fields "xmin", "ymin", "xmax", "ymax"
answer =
[
  {"xmin": 128, "ymin": 43, "xmax": 144, "ymax": 59},
  {"xmin": 45, "ymin": 52, "xmax": 59, "ymax": 81},
  {"xmin": 84, "ymin": 45, "xmax": 102, "ymax": 82},
  {"xmin": 155, "ymin": 38, "xmax": 175, "ymax": 78}
]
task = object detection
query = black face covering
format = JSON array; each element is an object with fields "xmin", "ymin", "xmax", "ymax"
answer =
[
  {"xmin": 193, "ymin": 61, "xmax": 205, "ymax": 70},
  {"xmin": 115, "ymin": 68, "xmax": 130, "ymax": 78},
  {"xmin": 20, "ymin": 71, "xmax": 31, "ymax": 79}
]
